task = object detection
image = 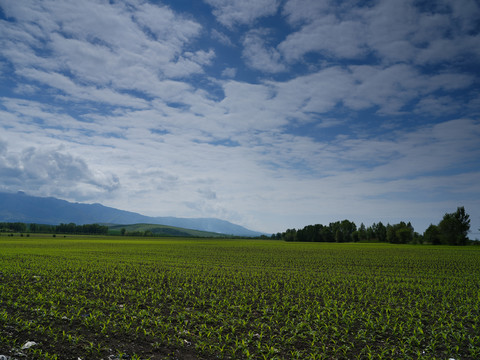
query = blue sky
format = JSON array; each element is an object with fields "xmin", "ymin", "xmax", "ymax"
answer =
[{"xmin": 0, "ymin": 0, "xmax": 479, "ymax": 236}]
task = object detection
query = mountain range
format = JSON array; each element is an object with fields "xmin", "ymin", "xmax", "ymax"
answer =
[{"xmin": 0, "ymin": 191, "xmax": 265, "ymax": 237}]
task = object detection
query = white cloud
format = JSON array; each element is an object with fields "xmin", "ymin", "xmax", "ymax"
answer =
[
  {"xmin": 282, "ymin": 0, "xmax": 330, "ymax": 25},
  {"xmin": 211, "ymin": 29, "xmax": 235, "ymax": 46},
  {"xmin": 242, "ymin": 29, "xmax": 286, "ymax": 73},
  {"xmin": 279, "ymin": 15, "xmax": 368, "ymax": 61},
  {"xmin": 414, "ymin": 95, "xmax": 461, "ymax": 116},
  {"xmin": 266, "ymin": 67, "xmax": 354, "ymax": 117},
  {"xmin": 415, "ymin": 35, "xmax": 480, "ymax": 65},
  {"xmin": 163, "ymin": 49, "xmax": 216, "ymax": 78},
  {"xmin": 0, "ymin": 0, "xmax": 59, "ymax": 35},
  {"xmin": 204, "ymin": 0, "xmax": 280, "ymax": 28},
  {"xmin": 337, "ymin": 119, "xmax": 480, "ymax": 181},
  {"xmin": 17, "ymin": 68, "xmax": 150, "ymax": 108},
  {"xmin": 132, "ymin": 2, "xmax": 202, "ymax": 46},
  {"xmin": 1, "ymin": 97, "xmax": 83, "ymax": 133},
  {"xmin": 0, "ymin": 142, "xmax": 119, "ymax": 200},
  {"xmin": 442, "ymin": 0, "xmax": 480, "ymax": 32},
  {"xmin": 221, "ymin": 67, "xmax": 237, "ymax": 78},
  {"xmin": 1, "ymin": 93, "xmax": 479, "ymax": 233},
  {"xmin": 0, "ymin": 0, "xmax": 207, "ymax": 105},
  {"xmin": 345, "ymin": 64, "xmax": 474, "ymax": 115},
  {"xmin": 13, "ymin": 83, "xmax": 39, "ymax": 95},
  {"xmin": 280, "ymin": 0, "xmax": 480, "ymax": 65}
]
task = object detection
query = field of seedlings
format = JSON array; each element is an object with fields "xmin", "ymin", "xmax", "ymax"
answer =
[{"xmin": 0, "ymin": 235, "xmax": 479, "ymax": 360}]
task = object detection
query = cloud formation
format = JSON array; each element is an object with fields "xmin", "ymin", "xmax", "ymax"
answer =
[
  {"xmin": 280, "ymin": 0, "xmax": 480, "ymax": 65},
  {"xmin": 0, "ymin": 0, "xmax": 479, "ymax": 235},
  {"xmin": 243, "ymin": 29, "xmax": 286, "ymax": 73},
  {"xmin": 0, "ymin": 0, "xmax": 206, "ymax": 108},
  {"xmin": 0, "ymin": 140, "xmax": 119, "ymax": 199},
  {"xmin": 205, "ymin": 0, "xmax": 280, "ymax": 28}
]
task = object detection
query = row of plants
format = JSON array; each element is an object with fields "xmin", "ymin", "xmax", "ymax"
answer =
[{"xmin": 1, "ymin": 236, "xmax": 479, "ymax": 359}]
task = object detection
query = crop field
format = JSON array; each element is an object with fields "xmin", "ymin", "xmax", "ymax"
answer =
[{"xmin": 0, "ymin": 236, "xmax": 479, "ymax": 359}]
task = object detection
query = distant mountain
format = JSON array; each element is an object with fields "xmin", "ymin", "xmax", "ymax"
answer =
[{"xmin": 0, "ymin": 191, "xmax": 265, "ymax": 237}]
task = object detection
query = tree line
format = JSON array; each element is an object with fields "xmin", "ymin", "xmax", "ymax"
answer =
[
  {"xmin": 0, "ymin": 222, "xmax": 108, "ymax": 235},
  {"xmin": 273, "ymin": 207, "xmax": 472, "ymax": 246}
]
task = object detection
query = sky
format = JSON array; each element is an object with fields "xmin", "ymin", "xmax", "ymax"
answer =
[{"xmin": 0, "ymin": 0, "xmax": 479, "ymax": 236}]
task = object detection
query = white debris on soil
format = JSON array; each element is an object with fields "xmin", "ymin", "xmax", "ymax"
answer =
[
  {"xmin": 0, "ymin": 355, "xmax": 11, "ymax": 360},
  {"xmin": 21, "ymin": 341, "xmax": 37, "ymax": 350}
]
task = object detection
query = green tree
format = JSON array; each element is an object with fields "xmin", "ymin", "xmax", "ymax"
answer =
[
  {"xmin": 438, "ymin": 206, "xmax": 470, "ymax": 245},
  {"xmin": 295, "ymin": 227, "xmax": 308, "ymax": 242},
  {"xmin": 320, "ymin": 226, "xmax": 334, "ymax": 242},
  {"xmin": 357, "ymin": 223, "xmax": 367, "ymax": 242},
  {"xmin": 387, "ymin": 222, "xmax": 413, "ymax": 244},
  {"xmin": 283, "ymin": 228, "xmax": 297, "ymax": 242},
  {"xmin": 351, "ymin": 231, "xmax": 359, "ymax": 242},
  {"xmin": 370, "ymin": 222, "xmax": 387, "ymax": 242},
  {"xmin": 412, "ymin": 232, "xmax": 423, "ymax": 244},
  {"xmin": 335, "ymin": 229, "xmax": 344, "ymax": 243},
  {"xmin": 396, "ymin": 227, "xmax": 413, "ymax": 244},
  {"xmin": 340, "ymin": 219, "xmax": 356, "ymax": 241},
  {"xmin": 424, "ymin": 224, "xmax": 441, "ymax": 245},
  {"xmin": 330, "ymin": 220, "xmax": 356, "ymax": 242}
]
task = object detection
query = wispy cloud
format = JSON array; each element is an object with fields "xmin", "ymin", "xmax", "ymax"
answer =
[
  {"xmin": 280, "ymin": 0, "xmax": 480, "ymax": 65},
  {"xmin": 0, "ymin": 0, "xmax": 479, "ymax": 234},
  {"xmin": 0, "ymin": 0, "xmax": 205, "ymax": 103},
  {"xmin": 221, "ymin": 67, "xmax": 237, "ymax": 78},
  {"xmin": 205, "ymin": 0, "xmax": 280, "ymax": 28},
  {"xmin": 242, "ymin": 29, "xmax": 286, "ymax": 73},
  {"xmin": 211, "ymin": 29, "xmax": 235, "ymax": 47}
]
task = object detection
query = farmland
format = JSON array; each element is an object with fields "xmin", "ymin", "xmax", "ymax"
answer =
[{"xmin": 0, "ymin": 236, "xmax": 479, "ymax": 359}]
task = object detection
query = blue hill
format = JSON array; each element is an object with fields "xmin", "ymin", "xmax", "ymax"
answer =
[{"xmin": 0, "ymin": 191, "xmax": 265, "ymax": 237}]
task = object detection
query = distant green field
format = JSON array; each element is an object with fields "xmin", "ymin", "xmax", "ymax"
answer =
[
  {"xmin": 107, "ymin": 223, "xmax": 230, "ymax": 237},
  {"xmin": 0, "ymin": 236, "xmax": 479, "ymax": 359}
]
